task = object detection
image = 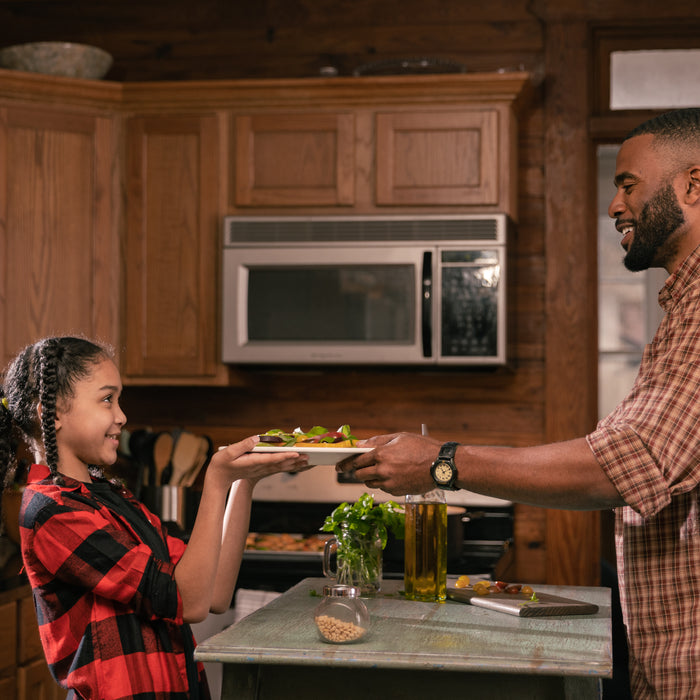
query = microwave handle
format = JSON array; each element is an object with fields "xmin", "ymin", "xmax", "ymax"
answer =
[{"xmin": 421, "ymin": 251, "xmax": 432, "ymax": 358}]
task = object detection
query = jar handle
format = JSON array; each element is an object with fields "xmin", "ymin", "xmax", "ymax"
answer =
[{"xmin": 322, "ymin": 537, "xmax": 338, "ymax": 579}]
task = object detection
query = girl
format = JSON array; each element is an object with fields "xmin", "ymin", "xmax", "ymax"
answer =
[{"xmin": 0, "ymin": 336, "xmax": 309, "ymax": 699}]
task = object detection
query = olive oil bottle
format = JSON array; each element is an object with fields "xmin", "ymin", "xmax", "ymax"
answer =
[{"xmin": 404, "ymin": 489, "xmax": 447, "ymax": 602}]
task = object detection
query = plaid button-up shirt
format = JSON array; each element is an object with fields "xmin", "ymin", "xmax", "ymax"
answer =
[
  {"xmin": 20, "ymin": 464, "xmax": 210, "ymax": 699},
  {"xmin": 588, "ymin": 244, "xmax": 700, "ymax": 698}
]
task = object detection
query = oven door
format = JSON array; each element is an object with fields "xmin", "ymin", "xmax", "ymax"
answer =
[
  {"xmin": 236, "ymin": 497, "xmax": 514, "ymax": 593},
  {"xmin": 221, "ymin": 245, "xmax": 432, "ymax": 364}
]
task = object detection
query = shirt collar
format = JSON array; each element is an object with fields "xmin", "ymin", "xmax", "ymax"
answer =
[
  {"xmin": 27, "ymin": 463, "xmax": 87, "ymax": 491},
  {"xmin": 658, "ymin": 244, "xmax": 700, "ymax": 311},
  {"xmin": 27, "ymin": 464, "xmax": 51, "ymax": 482}
]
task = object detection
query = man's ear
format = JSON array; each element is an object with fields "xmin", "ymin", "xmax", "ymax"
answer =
[{"xmin": 684, "ymin": 166, "xmax": 700, "ymax": 204}]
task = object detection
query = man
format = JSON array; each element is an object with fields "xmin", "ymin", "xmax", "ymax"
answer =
[{"xmin": 338, "ymin": 108, "xmax": 700, "ymax": 699}]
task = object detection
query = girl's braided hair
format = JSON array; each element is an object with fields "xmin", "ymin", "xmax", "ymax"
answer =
[{"xmin": 0, "ymin": 336, "xmax": 111, "ymax": 490}]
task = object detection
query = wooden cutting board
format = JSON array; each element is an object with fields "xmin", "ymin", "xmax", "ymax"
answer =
[{"xmin": 447, "ymin": 586, "xmax": 599, "ymax": 617}]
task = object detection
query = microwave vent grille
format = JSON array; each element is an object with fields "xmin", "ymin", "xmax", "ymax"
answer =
[{"xmin": 224, "ymin": 215, "xmax": 505, "ymax": 245}]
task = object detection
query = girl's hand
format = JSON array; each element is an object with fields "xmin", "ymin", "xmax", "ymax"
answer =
[{"xmin": 208, "ymin": 436, "xmax": 311, "ymax": 488}]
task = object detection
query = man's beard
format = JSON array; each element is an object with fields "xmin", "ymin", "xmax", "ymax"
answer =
[{"xmin": 624, "ymin": 183, "xmax": 685, "ymax": 272}]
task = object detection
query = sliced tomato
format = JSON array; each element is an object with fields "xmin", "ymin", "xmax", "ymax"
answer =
[{"xmin": 312, "ymin": 431, "xmax": 345, "ymax": 443}]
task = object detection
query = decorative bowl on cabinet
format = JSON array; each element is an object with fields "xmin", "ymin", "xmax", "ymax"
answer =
[{"xmin": 0, "ymin": 41, "xmax": 113, "ymax": 79}]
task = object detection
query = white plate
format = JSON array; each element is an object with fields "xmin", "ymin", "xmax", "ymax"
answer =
[{"xmin": 251, "ymin": 445, "xmax": 372, "ymax": 466}]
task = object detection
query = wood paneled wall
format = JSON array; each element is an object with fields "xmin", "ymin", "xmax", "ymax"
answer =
[
  {"xmin": 3, "ymin": 0, "xmax": 700, "ymax": 584},
  {"xmin": 0, "ymin": 1, "xmax": 545, "ymax": 82}
]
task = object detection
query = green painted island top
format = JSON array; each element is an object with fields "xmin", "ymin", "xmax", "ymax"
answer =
[{"xmin": 195, "ymin": 577, "xmax": 612, "ymax": 680}]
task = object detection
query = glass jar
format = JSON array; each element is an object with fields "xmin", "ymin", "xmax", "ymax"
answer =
[
  {"xmin": 322, "ymin": 521, "xmax": 383, "ymax": 595},
  {"xmin": 314, "ymin": 584, "xmax": 370, "ymax": 644}
]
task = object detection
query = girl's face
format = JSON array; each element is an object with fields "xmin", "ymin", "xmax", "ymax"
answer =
[{"xmin": 54, "ymin": 358, "xmax": 127, "ymax": 481}]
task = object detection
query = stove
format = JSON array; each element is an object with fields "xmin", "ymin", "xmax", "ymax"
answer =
[{"xmin": 237, "ymin": 465, "xmax": 514, "ymax": 593}]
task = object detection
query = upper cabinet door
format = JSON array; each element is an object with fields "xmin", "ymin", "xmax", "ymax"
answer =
[
  {"xmin": 375, "ymin": 109, "xmax": 500, "ymax": 207},
  {"xmin": 0, "ymin": 106, "xmax": 119, "ymax": 367},
  {"xmin": 233, "ymin": 112, "xmax": 355, "ymax": 207},
  {"xmin": 124, "ymin": 114, "xmax": 223, "ymax": 383}
]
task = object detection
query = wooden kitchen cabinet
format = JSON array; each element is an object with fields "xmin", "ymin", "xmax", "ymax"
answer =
[
  {"xmin": 0, "ymin": 598, "xmax": 17, "ymax": 697},
  {"xmin": 0, "ymin": 674, "xmax": 15, "ymax": 699},
  {"xmin": 0, "ymin": 72, "xmax": 226, "ymax": 386},
  {"xmin": 375, "ymin": 109, "xmax": 500, "ymax": 206},
  {"xmin": 124, "ymin": 113, "xmax": 225, "ymax": 383},
  {"xmin": 0, "ymin": 96, "xmax": 121, "ymax": 368},
  {"xmin": 231, "ymin": 107, "xmax": 506, "ymax": 211},
  {"xmin": 17, "ymin": 657, "xmax": 61, "ymax": 700},
  {"xmin": 233, "ymin": 112, "xmax": 355, "ymax": 207},
  {"xmin": 0, "ymin": 585, "xmax": 61, "ymax": 700},
  {"xmin": 226, "ymin": 75, "xmax": 525, "ymax": 216}
]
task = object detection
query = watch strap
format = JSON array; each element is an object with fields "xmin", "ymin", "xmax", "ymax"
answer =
[{"xmin": 437, "ymin": 441, "xmax": 459, "ymax": 460}]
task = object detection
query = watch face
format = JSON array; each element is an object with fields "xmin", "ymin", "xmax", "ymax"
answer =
[{"xmin": 434, "ymin": 461, "xmax": 454, "ymax": 483}]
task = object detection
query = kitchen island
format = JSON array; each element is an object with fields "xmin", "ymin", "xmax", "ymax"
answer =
[{"xmin": 195, "ymin": 577, "xmax": 611, "ymax": 699}]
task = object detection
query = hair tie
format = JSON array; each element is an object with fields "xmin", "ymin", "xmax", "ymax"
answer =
[{"xmin": 1, "ymin": 397, "xmax": 8, "ymax": 411}]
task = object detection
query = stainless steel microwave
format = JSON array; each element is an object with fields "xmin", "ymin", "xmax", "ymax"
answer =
[{"xmin": 221, "ymin": 214, "xmax": 509, "ymax": 365}]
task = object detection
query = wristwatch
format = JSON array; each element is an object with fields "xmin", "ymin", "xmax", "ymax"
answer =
[{"xmin": 430, "ymin": 441, "xmax": 459, "ymax": 490}]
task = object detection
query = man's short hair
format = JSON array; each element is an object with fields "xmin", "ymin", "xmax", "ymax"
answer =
[{"xmin": 626, "ymin": 108, "xmax": 700, "ymax": 148}]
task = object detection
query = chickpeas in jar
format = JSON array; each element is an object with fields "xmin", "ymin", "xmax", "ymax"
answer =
[{"xmin": 314, "ymin": 585, "xmax": 370, "ymax": 644}]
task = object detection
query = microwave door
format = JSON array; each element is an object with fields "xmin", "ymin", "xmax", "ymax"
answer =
[{"xmin": 223, "ymin": 246, "xmax": 430, "ymax": 364}]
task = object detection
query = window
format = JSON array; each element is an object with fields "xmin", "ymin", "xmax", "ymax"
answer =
[{"xmin": 610, "ymin": 50, "xmax": 700, "ymax": 110}]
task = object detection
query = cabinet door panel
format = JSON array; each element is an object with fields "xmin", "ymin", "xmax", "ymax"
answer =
[
  {"xmin": 375, "ymin": 110, "xmax": 499, "ymax": 206},
  {"xmin": 18, "ymin": 595, "xmax": 43, "ymax": 664},
  {"xmin": 0, "ymin": 600, "xmax": 17, "ymax": 673},
  {"xmin": 17, "ymin": 656, "xmax": 60, "ymax": 700},
  {"xmin": 0, "ymin": 107, "xmax": 119, "ymax": 366},
  {"xmin": 0, "ymin": 675, "xmax": 16, "ymax": 700},
  {"xmin": 234, "ymin": 113, "xmax": 355, "ymax": 206},
  {"xmin": 125, "ymin": 115, "xmax": 221, "ymax": 381}
]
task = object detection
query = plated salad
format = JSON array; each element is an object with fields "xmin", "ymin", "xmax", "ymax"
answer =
[{"xmin": 257, "ymin": 424, "xmax": 357, "ymax": 448}]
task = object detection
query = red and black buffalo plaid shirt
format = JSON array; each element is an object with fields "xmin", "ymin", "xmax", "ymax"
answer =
[{"xmin": 20, "ymin": 464, "xmax": 210, "ymax": 699}]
